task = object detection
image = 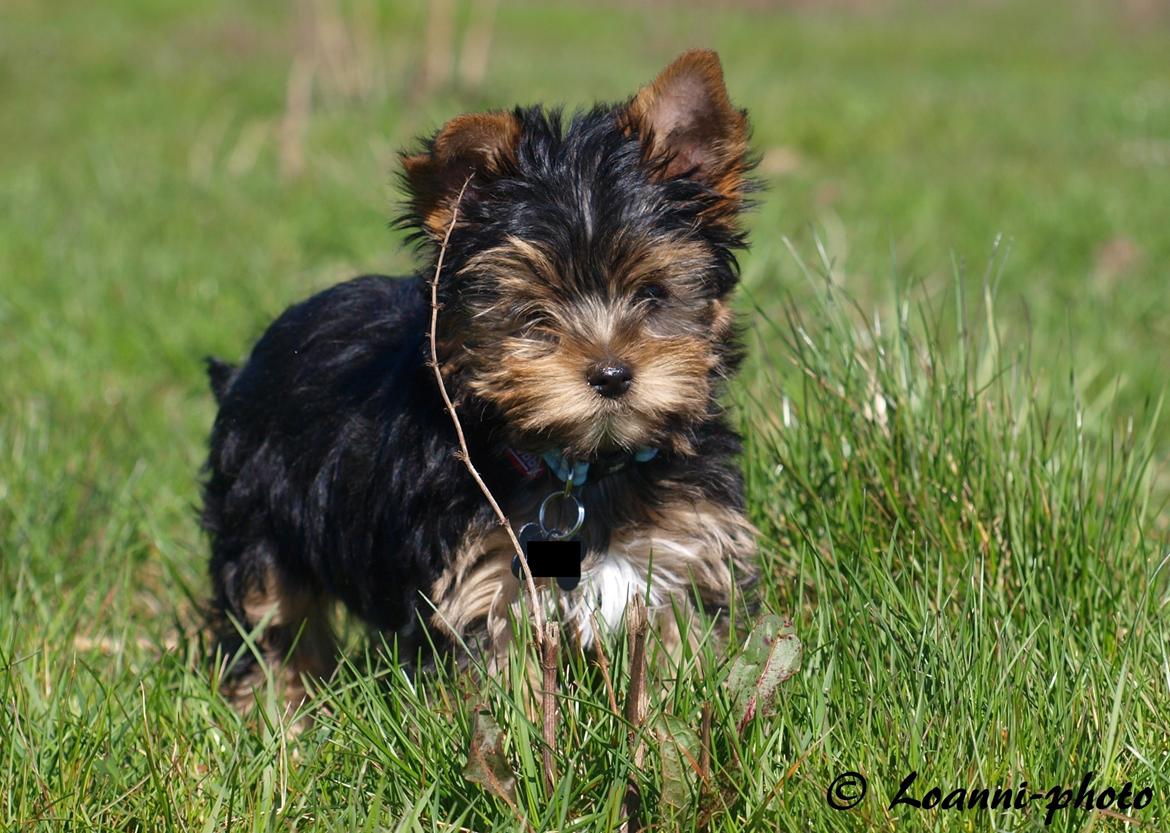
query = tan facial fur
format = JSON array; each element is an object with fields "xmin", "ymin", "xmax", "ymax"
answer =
[{"xmin": 451, "ymin": 236, "xmax": 726, "ymax": 457}]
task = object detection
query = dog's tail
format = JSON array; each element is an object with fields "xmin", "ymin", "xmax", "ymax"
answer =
[{"xmin": 205, "ymin": 357, "xmax": 239, "ymax": 405}]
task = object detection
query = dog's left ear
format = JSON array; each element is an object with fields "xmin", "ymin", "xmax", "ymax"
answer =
[
  {"xmin": 401, "ymin": 111, "xmax": 521, "ymax": 237},
  {"xmin": 621, "ymin": 50, "xmax": 750, "ymax": 208}
]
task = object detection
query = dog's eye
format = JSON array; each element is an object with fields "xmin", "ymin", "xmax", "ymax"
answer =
[{"xmin": 635, "ymin": 282, "xmax": 669, "ymax": 304}]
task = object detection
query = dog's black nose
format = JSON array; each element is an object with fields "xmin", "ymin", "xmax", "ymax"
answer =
[{"xmin": 587, "ymin": 362, "xmax": 633, "ymax": 398}]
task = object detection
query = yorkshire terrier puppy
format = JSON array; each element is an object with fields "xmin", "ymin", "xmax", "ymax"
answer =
[{"xmin": 202, "ymin": 49, "xmax": 759, "ymax": 710}]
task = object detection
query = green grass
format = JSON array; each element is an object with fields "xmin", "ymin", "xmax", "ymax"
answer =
[{"xmin": 2, "ymin": 0, "xmax": 1169, "ymax": 829}]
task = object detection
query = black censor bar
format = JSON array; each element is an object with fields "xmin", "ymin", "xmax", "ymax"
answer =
[{"xmin": 524, "ymin": 539, "xmax": 582, "ymax": 579}]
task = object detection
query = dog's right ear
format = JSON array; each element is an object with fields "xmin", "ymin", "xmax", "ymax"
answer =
[{"xmin": 401, "ymin": 111, "xmax": 521, "ymax": 238}]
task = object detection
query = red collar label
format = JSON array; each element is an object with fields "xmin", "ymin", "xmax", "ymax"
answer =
[{"xmin": 503, "ymin": 448, "xmax": 546, "ymax": 480}]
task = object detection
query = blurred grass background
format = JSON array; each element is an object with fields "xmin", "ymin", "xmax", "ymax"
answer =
[
  {"xmin": 2, "ymin": 0, "xmax": 1169, "ymax": 829},
  {"xmin": 4, "ymin": 0, "xmax": 1169, "ymax": 472}
]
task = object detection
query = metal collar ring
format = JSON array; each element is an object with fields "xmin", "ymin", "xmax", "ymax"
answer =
[{"xmin": 538, "ymin": 491, "xmax": 585, "ymax": 539}]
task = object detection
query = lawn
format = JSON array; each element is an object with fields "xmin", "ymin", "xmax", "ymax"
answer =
[{"xmin": 1, "ymin": 0, "xmax": 1168, "ymax": 829}]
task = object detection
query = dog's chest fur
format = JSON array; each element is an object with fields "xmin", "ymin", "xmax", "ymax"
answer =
[{"xmin": 429, "ymin": 483, "xmax": 757, "ymax": 659}]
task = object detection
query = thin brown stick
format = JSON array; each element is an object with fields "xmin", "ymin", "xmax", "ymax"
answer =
[
  {"xmin": 622, "ymin": 596, "xmax": 649, "ymax": 833},
  {"xmin": 457, "ymin": 0, "xmax": 498, "ymax": 90},
  {"xmin": 624, "ymin": 596, "xmax": 649, "ymax": 747},
  {"xmin": 427, "ymin": 175, "xmax": 546, "ymax": 644},
  {"xmin": 418, "ymin": 0, "xmax": 454, "ymax": 97},
  {"xmin": 589, "ymin": 612, "xmax": 620, "ymax": 715},
  {"xmin": 541, "ymin": 622, "xmax": 559, "ymax": 794},
  {"xmin": 278, "ymin": 53, "xmax": 314, "ymax": 180}
]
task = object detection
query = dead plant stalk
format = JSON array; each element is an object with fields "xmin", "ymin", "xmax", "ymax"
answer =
[{"xmin": 427, "ymin": 175, "xmax": 547, "ymax": 645}]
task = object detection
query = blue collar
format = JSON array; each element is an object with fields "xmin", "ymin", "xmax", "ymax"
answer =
[{"xmin": 540, "ymin": 447, "xmax": 658, "ymax": 487}]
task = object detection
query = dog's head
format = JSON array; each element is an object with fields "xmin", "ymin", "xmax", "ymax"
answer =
[{"xmin": 400, "ymin": 50, "xmax": 756, "ymax": 459}]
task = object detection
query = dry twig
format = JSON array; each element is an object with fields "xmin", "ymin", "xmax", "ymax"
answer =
[
  {"xmin": 418, "ymin": 0, "xmax": 454, "ymax": 97},
  {"xmin": 622, "ymin": 596, "xmax": 649, "ymax": 832},
  {"xmin": 589, "ymin": 612, "xmax": 620, "ymax": 715},
  {"xmin": 278, "ymin": 54, "xmax": 314, "ymax": 179},
  {"xmin": 541, "ymin": 622, "xmax": 560, "ymax": 794},
  {"xmin": 427, "ymin": 175, "xmax": 546, "ymax": 645},
  {"xmin": 458, "ymin": 0, "xmax": 499, "ymax": 90}
]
